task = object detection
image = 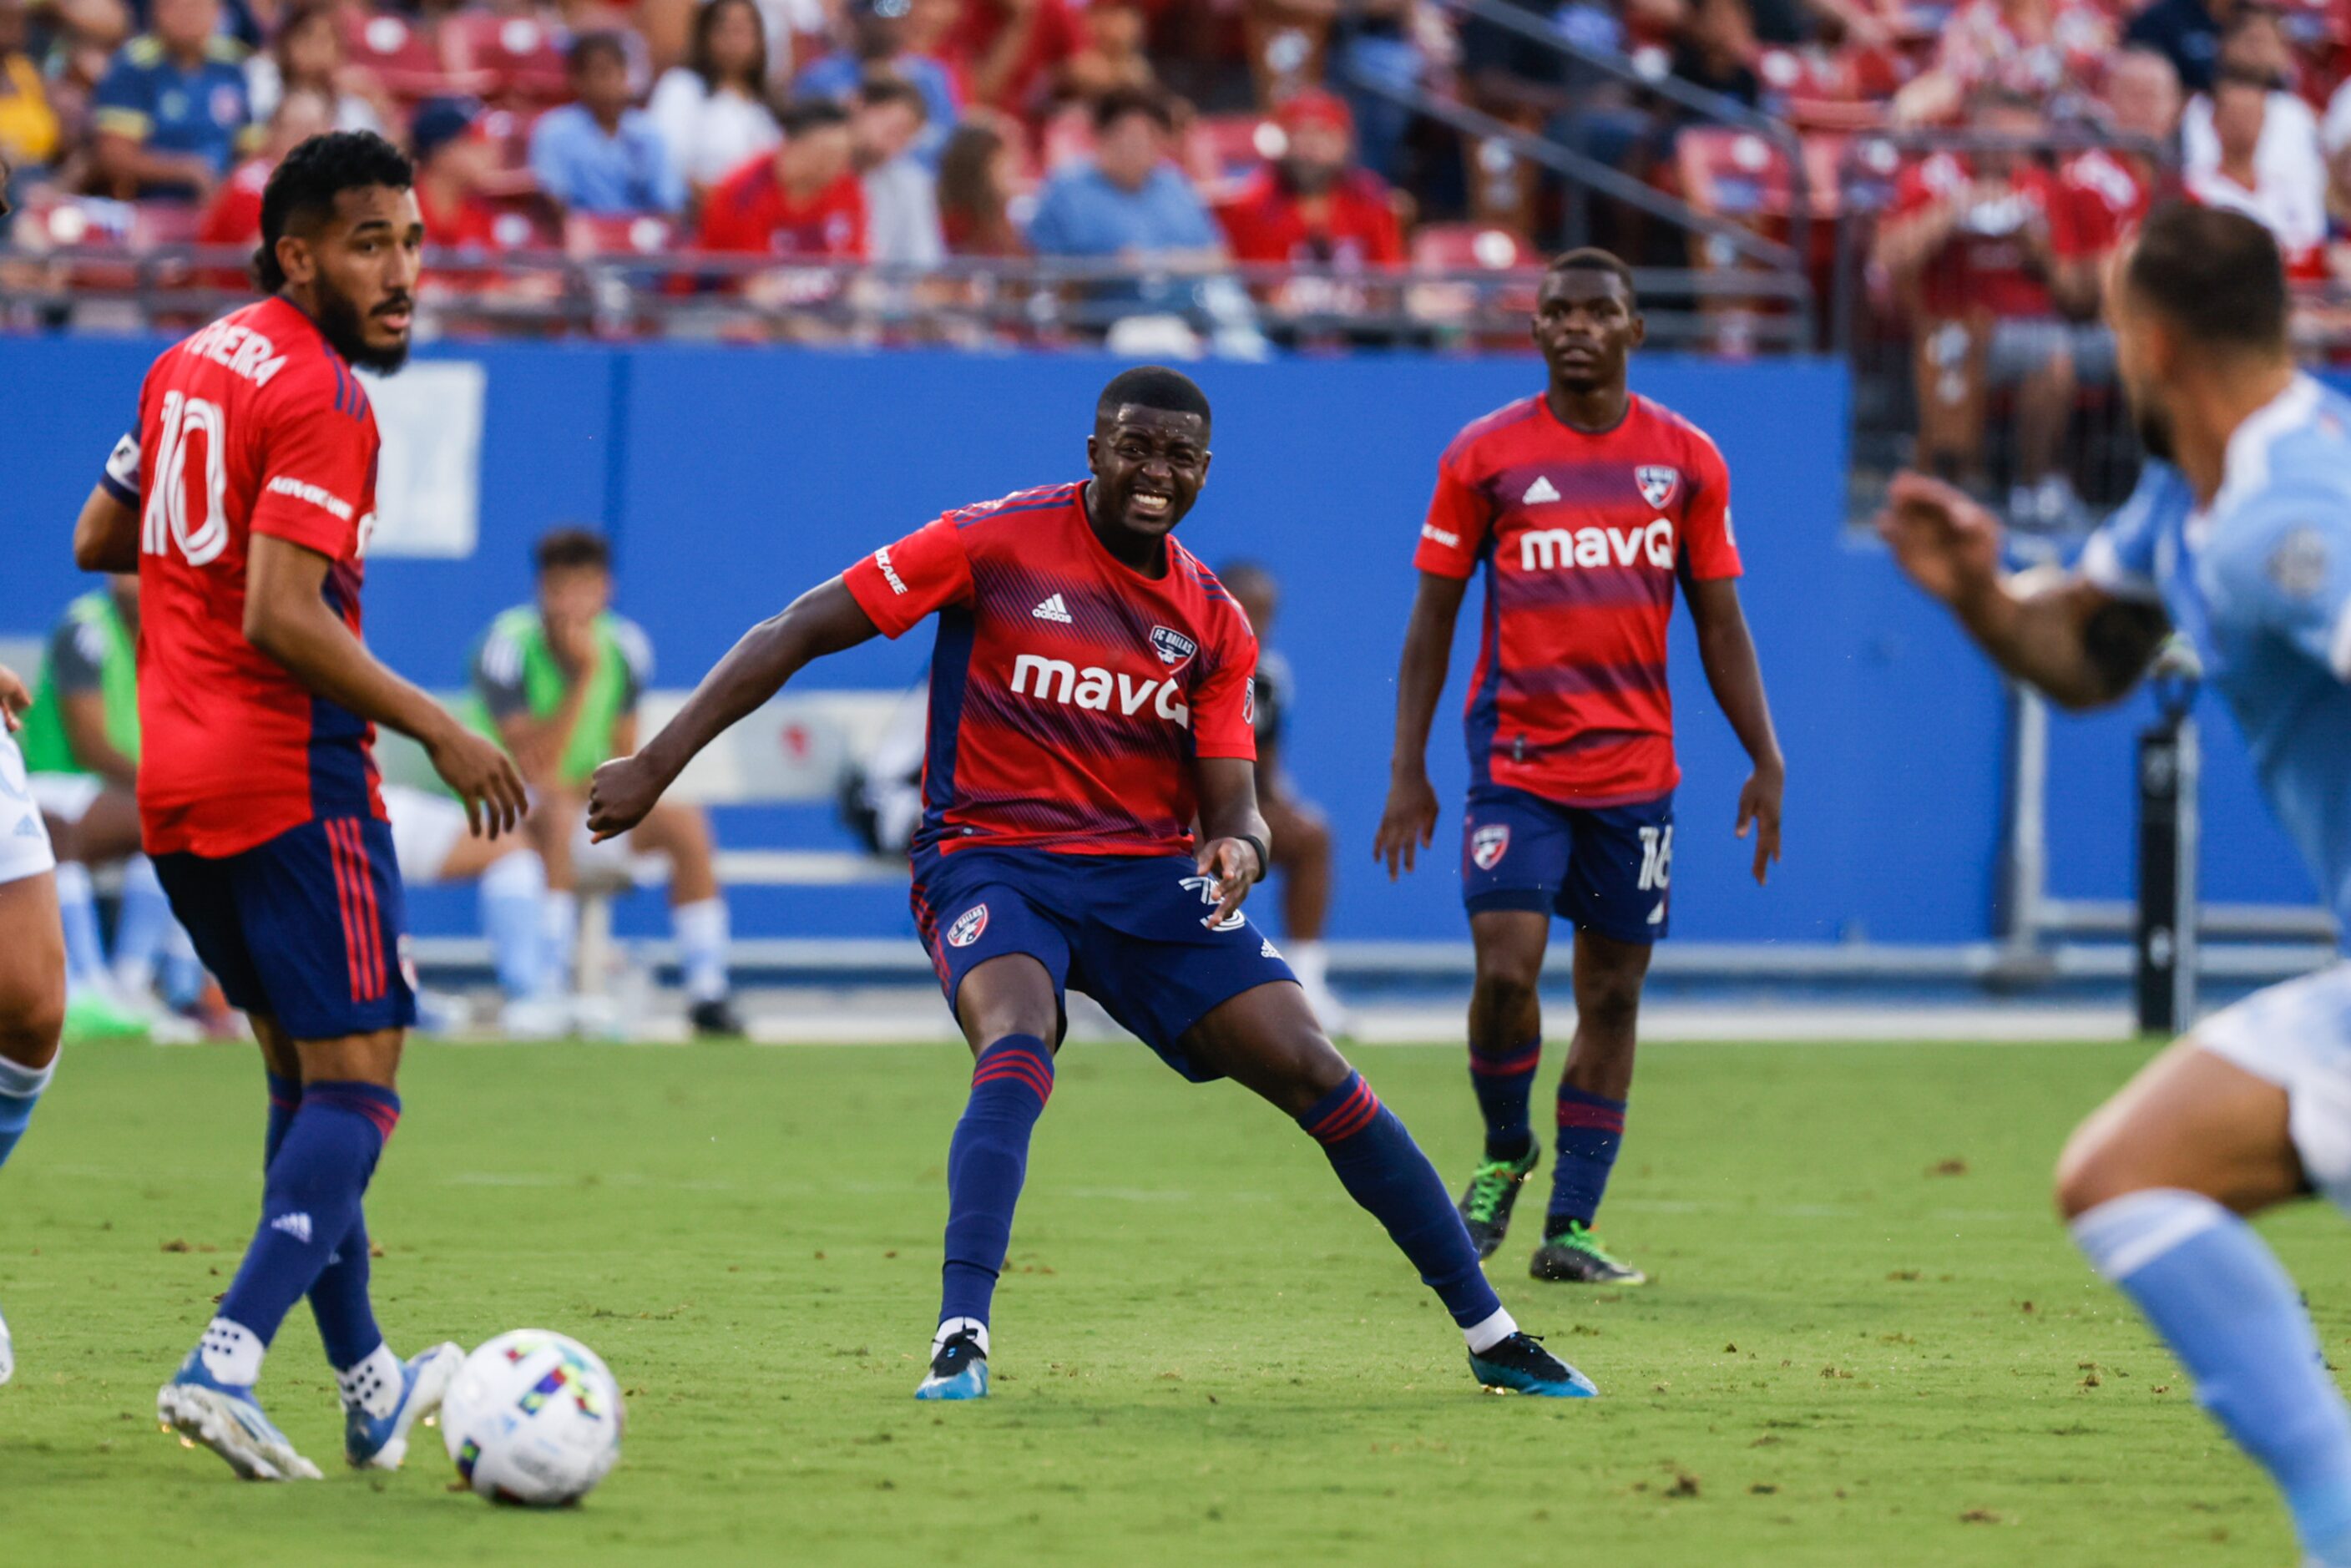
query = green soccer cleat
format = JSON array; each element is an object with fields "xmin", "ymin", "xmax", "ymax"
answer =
[
  {"xmin": 1456, "ymin": 1149, "xmax": 1539, "ymax": 1261},
  {"xmin": 62, "ymin": 988, "xmax": 153, "ymax": 1044},
  {"xmin": 1529, "ymin": 1222, "xmax": 1648, "ymax": 1286}
]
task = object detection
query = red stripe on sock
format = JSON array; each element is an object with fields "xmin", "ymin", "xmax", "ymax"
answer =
[
  {"xmin": 324, "ymin": 820, "xmax": 369, "ymax": 1004},
  {"xmin": 1555, "ymin": 1101, "xmax": 1625, "ymax": 1133},
  {"xmin": 1322, "ymin": 1087, "xmax": 1383, "ymax": 1141},
  {"xmin": 1469, "ymin": 1046, "xmax": 1540, "ymax": 1077},
  {"xmin": 972, "ymin": 1051, "xmax": 1054, "ymax": 1104},
  {"xmin": 1307, "ymin": 1077, "xmax": 1379, "ymax": 1142}
]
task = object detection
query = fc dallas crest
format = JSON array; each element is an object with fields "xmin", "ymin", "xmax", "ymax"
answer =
[
  {"xmin": 947, "ymin": 904, "xmax": 988, "ymax": 948},
  {"xmin": 1472, "ymin": 823, "xmax": 1510, "ymax": 871},
  {"xmin": 1636, "ymin": 465, "xmax": 1681, "ymax": 508}
]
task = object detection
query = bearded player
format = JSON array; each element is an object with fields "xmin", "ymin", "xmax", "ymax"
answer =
[
  {"xmin": 1885, "ymin": 202, "xmax": 2351, "ymax": 1567},
  {"xmin": 1375, "ymin": 249, "xmax": 1786, "ymax": 1287},
  {"xmin": 70, "ymin": 130, "xmax": 527, "ymax": 1479},
  {"xmin": 589, "ymin": 366, "xmax": 1596, "ymax": 1403}
]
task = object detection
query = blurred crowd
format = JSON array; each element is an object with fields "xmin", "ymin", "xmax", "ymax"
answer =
[{"xmin": 3, "ymin": 0, "xmax": 2351, "ymax": 362}]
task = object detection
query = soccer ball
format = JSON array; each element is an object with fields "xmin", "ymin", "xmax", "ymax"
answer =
[{"xmin": 440, "ymin": 1329, "xmax": 624, "ymax": 1505}]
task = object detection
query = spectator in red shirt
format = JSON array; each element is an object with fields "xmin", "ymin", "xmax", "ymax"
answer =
[
  {"xmin": 1874, "ymin": 88, "xmax": 2081, "ymax": 521},
  {"xmin": 195, "ymin": 83, "xmax": 330, "ymax": 283},
  {"xmin": 1214, "ymin": 88, "xmax": 1402, "ymax": 268},
  {"xmin": 410, "ymin": 95, "xmax": 504, "ymax": 255},
  {"xmin": 943, "ymin": 0, "xmax": 1082, "ymax": 120},
  {"xmin": 2049, "ymin": 47, "xmax": 2178, "ymax": 316},
  {"xmin": 697, "ymin": 93, "xmax": 867, "ymax": 266},
  {"xmin": 1893, "ymin": 0, "xmax": 2112, "ymax": 125}
]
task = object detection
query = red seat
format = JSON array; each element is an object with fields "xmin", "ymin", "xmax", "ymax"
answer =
[
  {"xmin": 449, "ymin": 13, "xmax": 570, "ymax": 107},
  {"xmin": 1408, "ymin": 222, "xmax": 1539, "ymax": 272},
  {"xmin": 1677, "ymin": 127, "xmax": 1796, "ymax": 221},
  {"xmin": 564, "ymin": 212, "xmax": 677, "ymax": 256}
]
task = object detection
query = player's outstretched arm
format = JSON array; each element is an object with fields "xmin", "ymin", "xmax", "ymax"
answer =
[
  {"xmin": 1685, "ymin": 578, "xmax": 1787, "ymax": 885},
  {"xmin": 245, "ymin": 534, "xmax": 528, "ymax": 838},
  {"xmin": 73, "ymin": 484, "xmax": 139, "ymax": 574},
  {"xmin": 1876, "ymin": 472, "xmax": 2168, "ymax": 711},
  {"xmin": 1375, "ymin": 570, "xmax": 1469, "ymax": 880},
  {"xmin": 1194, "ymin": 756, "xmax": 1272, "ymax": 928},
  {"xmin": 586, "ymin": 578, "xmax": 880, "ymax": 842}
]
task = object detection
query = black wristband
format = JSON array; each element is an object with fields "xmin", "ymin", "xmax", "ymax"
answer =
[{"xmin": 1238, "ymin": 832, "xmax": 1270, "ymax": 884}]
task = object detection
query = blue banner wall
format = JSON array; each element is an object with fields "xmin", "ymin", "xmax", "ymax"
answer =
[{"xmin": 0, "ymin": 335, "xmax": 2315, "ymax": 946}]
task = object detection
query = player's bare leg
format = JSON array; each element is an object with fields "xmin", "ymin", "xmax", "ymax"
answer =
[
  {"xmin": 918, "ymin": 954, "xmax": 1062, "ymax": 1401},
  {"xmin": 1180, "ymin": 979, "xmax": 1595, "ymax": 1397},
  {"xmin": 1457, "ymin": 910, "xmax": 1549, "ymax": 1257},
  {"xmin": 1261, "ymin": 791, "xmax": 1345, "ymax": 1033},
  {"xmin": 630, "ymin": 801, "xmax": 739, "ymax": 1034},
  {"xmin": 2057, "ymin": 1039, "xmax": 2351, "ymax": 1565},
  {"xmin": 0, "ymin": 871, "xmax": 69, "ymax": 1388},
  {"xmin": 162, "ymin": 1021, "xmax": 457, "ymax": 1477},
  {"xmin": 1529, "ymin": 929, "xmax": 1651, "ymax": 1285}
]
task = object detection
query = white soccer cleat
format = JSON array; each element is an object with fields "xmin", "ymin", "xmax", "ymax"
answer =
[
  {"xmin": 156, "ymin": 1357, "xmax": 323, "ymax": 1481},
  {"xmin": 0, "ymin": 1299, "xmax": 13, "ymax": 1385},
  {"xmin": 346, "ymin": 1342, "xmax": 464, "ymax": 1470}
]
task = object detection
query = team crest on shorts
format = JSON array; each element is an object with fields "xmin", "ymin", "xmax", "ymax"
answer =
[
  {"xmin": 947, "ymin": 904, "xmax": 989, "ymax": 948},
  {"xmin": 1472, "ymin": 823, "xmax": 1510, "ymax": 871},
  {"xmin": 1150, "ymin": 626, "xmax": 1197, "ymax": 668},
  {"xmin": 1636, "ymin": 465, "xmax": 1681, "ymax": 508}
]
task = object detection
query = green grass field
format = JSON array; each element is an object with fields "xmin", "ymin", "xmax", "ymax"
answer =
[{"xmin": 3, "ymin": 1035, "xmax": 2340, "ymax": 1566}]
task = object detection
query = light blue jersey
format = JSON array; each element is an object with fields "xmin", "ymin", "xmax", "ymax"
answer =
[{"xmin": 2080, "ymin": 375, "xmax": 2351, "ymax": 946}]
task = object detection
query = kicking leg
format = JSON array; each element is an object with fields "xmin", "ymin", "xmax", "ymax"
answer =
[
  {"xmin": 0, "ymin": 870, "xmax": 69, "ymax": 1388},
  {"xmin": 1459, "ymin": 909, "xmax": 1548, "ymax": 1256},
  {"xmin": 1180, "ymin": 981, "xmax": 1595, "ymax": 1398},
  {"xmin": 2058, "ymin": 1038, "xmax": 2351, "ymax": 1565},
  {"xmin": 1532, "ymin": 928, "xmax": 1651, "ymax": 1286},
  {"xmin": 918, "ymin": 953, "xmax": 1061, "ymax": 1400}
]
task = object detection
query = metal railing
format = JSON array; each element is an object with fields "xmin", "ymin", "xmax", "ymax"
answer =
[{"xmin": 0, "ymin": 243, "xmax": 1813, "ymax": 351}]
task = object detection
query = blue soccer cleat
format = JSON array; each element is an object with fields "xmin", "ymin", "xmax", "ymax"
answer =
[
  {"xmin": 1468, "ymin": 1332, "xmax": 1600, "ymax": 1399},
  {"xmin": 345, "ymin": 1342, "xmax": 464, "ymax": 1470},
  {"xmin": 914, "ymin": 1325, "xmax": 989, "ymax": 1401},
  {"xmin": 156, "ymin": 1353, "xmax": 323, "ymax": 1480}
]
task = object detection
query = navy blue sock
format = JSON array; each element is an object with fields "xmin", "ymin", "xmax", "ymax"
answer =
[
  {"xmin": 216, "ymin": 1082, "xmax": 398, "ymax": 1356},
  {"xmin": 1468, "ymin": 1038, "xmax": 1540, "ymax": 1162},
  {"xmin": 938, "ymin": 1035, "xmax": 1054, "ymax": 1333},
  {"xmin": 1300, "ymin": 1072, "xmax": 1503, "ymax": 1333},
  {"xmin": 1548, "ymin": 1084, "xmax": 1626, "ymax": 1234},
  {"xmin": 258, "ymin": 1074, "xmax": 382, "ymax": 1368}
]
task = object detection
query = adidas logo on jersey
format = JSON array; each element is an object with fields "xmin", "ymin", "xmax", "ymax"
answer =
[
  {"xmin": 1521, "ymin": 476, "xmax": 1561, "ymax": 505},
  {"xmin": 12, "ymin": 817, "xmax": 40, "ymax": 838},
  {"xmin": 1032, "ymin": 594, "xmax": 1073, "ymax": 624},
  {"xmin": 268, "ymin": 1211, "xmax": 314, "ymax": 1245}
]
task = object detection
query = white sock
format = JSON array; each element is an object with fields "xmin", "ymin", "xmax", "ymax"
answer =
[
  {"xmin": 336, "ymin": 1342, "xmax": 402, "ymax": 1419},
  {"xmin": 672, "ymin": 896, "xmax": 731, "ymax": 1003},
  {"xmin": 1463, "ymin": 1305, "xmax": 1518, "ymax": 1354},
  {"xmin": 933, "ymin": 1316, "xmax": 989, "ymax": 1358},
  {"xmin": 541, "ymin": 891, "xmax": 579, "ymax": 995},
  {"xmin": 0, "ymin": 1053, "xmax": 56, "ymax": 1101},
  {"xmin": 1291, "ymin": 940, "xmax": 1329, "ymax": 991},
  {"xmin": 199, "ymin": 1317, "xmax": 266, "ymax": 1387}
]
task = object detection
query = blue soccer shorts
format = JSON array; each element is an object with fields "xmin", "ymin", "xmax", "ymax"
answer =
[
  {"xmin": 154, "ymin": 814, "xmax": 417, "ymax": 1040},
  {"xmin": 1459, "ymin": 783, "xmax": 1675, "ymax": 944},
  {"xmin": 911, "ymin": 847, "xmax": 1296, "ymax": 1080}
]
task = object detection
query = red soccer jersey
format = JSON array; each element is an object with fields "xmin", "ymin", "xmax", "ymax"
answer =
[
  {"xmin": 695, "ymin": 155, "xmax": 868, "ymax": 260},
  {"xmin": 841, "ymin": 482, "xmax": 1257, "ymax": 858},
  {"xmin": 128, "ymin": 295, "xmax": 385, "ymax": 857},
  {"xmin": 1414, "ymin": 393, "xmax": 1741, "ymax": 806}
]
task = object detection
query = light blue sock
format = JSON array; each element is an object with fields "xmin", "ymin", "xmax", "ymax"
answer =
[
  {"xmin": 52, "ymin": 862, "xmax": 105, "ymax": 990},
  {"xmin": 112, "ymin": 855, "xmax": 176, "ymax": 997},
  {"xmin": 672, "ymin": 897, "xmax": 730, "ymax": 1003},
  {"xmin": 2075, "ymin": 1189, "xmax": 2351, "ymax": 1558},
  {"xmin": 479, "ymin": 849, "xmax": 547, "ymax": 1000},
  {"xmin": 0, "ymin": 1055, "xmax": 56, "ymax": 1171}
]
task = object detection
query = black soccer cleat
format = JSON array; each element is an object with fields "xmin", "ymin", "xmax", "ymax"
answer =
[
  {"xmin": 689, "ymin": 997, "xmax": 746, "ymax": 1037},
  {"xmin": 1467, "ymin": 1332, "xmax": 1598, "ymax": 1398},
  {"xmin": 1456, "ymin": 1149, "xmax": 1539, "ymax": 1260},
  {"xmin": 1528, "ymin": 1222, "xmax": 1648, "ymax": 1286}
]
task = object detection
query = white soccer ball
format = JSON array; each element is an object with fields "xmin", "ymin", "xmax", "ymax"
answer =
[{"xmin": 440, "ymin": 1329, "xmax": 624, "ymax": 1505}]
